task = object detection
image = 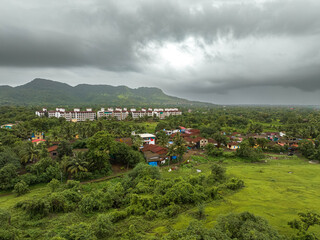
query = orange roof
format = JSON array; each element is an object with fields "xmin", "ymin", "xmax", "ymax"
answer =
[
  {"xmin": 32, "ymin": 139, "xmax": 46, "ymax": 143},
  {"xmin": 47, "ymin": 145, "xmax": 58, "ymax": 152}
]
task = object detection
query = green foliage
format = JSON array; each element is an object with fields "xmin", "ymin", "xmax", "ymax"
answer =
[
  {"xmin": 0, "ymin": 147, "xmax": 20, "ymax": 169},
  {"xmin": 128, "ymin": 163, "xmax": 161, "ymax": 184},
  {"xmin": 216, "ymin": 212, "xmax": 283, "ymax": 239},
  {"xmin": 289, "ymin": 212, "xmax": 320, "ymax": 239},
  {"xmin": 226, "ymin": 178, "xmax": 245, "ymax": 190},
  {"xmin": 48, "ymin": 178, "xmax": 61, "ymax": 192},
  {"xmin": 205, "ymin": 143, "xmax": 224, "ymax": 157},
  {"xmin": 64, "ymin": 222, "xmax": 97, "ymax": 240},
  {"xmin": 13, "ymin": 180, "xmax": 29, "ymax": 196},
  {"xmin": 236, "ymin": 141, "xmax": 264, "ymax": 161},
  {"xmin": 0, "ymin": 208, "xmax": 11, "ymax": 226},
  {"xmin": 48, "ymin": 192, "xmax": 68, "ymax": 213},
  {"xmin": 16, "ymin": 198, "xmax": 50, "ymax": 219},
  {"xmin": 0, "ymin": 163, "xmax": 18, "ymax": 190},
  {"xmin": 208, "ymin": 163, "xmax": 226, "ymax": 183},
  {"xmin": 92, "ymin": 214, "xmax": 114, "ymax": 238},
  {"xmin": 145, "ymin": 210, "xmax": 157, "ymax": 220},
  {"xmin": 164, "ymin": 220, "xmax": 230, "ymax": 240}
]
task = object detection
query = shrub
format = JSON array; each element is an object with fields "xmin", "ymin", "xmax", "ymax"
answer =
[
  {"xmin": 16, "ymin": 198, "xmax": 50, "ymax": 219},
  {"xmin": 208, "ymin": 163, "xmax": 226, "ymax": 183},
  {"xmin": 48, "ymin": 178, "xmax": 60, "ymax": 192},
  {"xmin": 61, "ymin": 189, "xmax": 82, "ymax": 203},
  {"xmin": 79, "ymin": 195, "xmax": 101, "ymax": 214},
  {"xmin": 145, "ymin": 210, "xmax": 157, "ymax": 220},
  {"xmin": 64, "ymin": 222, "xmax": 96, "ymax": 240},
  {"xmin": 0, "ymin": 229, "xmax": 15, "ymax": 240},
  {"xmin": 227, "ymin": 178, "xmax": 245, "ymax": 190},
  {"xmin": 92, "ymin": 214, "xmax": 114, "ymax": 238},
  {"xmin": 0, "ymin": 164, "xmax": 18, "ymax": 190},
  {"xmin": 216, "ymin": 212, "xmax": 282, "ymax": 239},
  {"xmin": 19, "ymin": 173, "xmax": 38, "ymax": 185},
  {"xmin": 13, "ymin": 180, "xmax": 29, "ymax": 196},
  {"xmin": 48, "ymin": 193, "xmax": 68, "ymax": 213},
  {"xmin": 164, "ymin": 204, "xmax": 180, "ymax": 217},
  {"xmin": 109, "ymin": 210, "xmax": 127, "ymax": 223},
  {"xmin": 128, "ymin": 163, "xmax": 161, "ymax": 184},
  {"xmin": 65, "ymin": 180, "xmax": 80, "ymax": 190},
  {"xmin": 0, "ymin": 208, "xmax": 11, "ymax": 225}
]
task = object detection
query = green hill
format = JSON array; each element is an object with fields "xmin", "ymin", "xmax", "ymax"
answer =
[{"xmin": 0, "ymin": 78, "xmax": 214, "ymax": 107}]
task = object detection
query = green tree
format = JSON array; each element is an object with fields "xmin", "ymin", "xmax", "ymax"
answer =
[
  {"xmin": 156, "ymin": 130, "xmax": 169, "ymax": 147},
  {"xmin": 213, "ymin": 132, "xmax": 229, "ymax": 148},
  {"xmin": 18, "ymin": 141, "xmax": 40, "ymax": 164},
  {"xmin": 13, "ymin": 180, "xmax": 29, "ymax": 196},
  {"xmin": 168, "ymin": 133, "xmax": 187, "ymax": 162}
]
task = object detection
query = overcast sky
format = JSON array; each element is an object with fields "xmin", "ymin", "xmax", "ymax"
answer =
[{"xmin": 0, "ymin": 0, "xmax": 320, "ymax": 105}]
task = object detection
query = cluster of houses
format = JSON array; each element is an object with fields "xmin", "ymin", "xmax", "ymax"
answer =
[
  {"xmin": 137, "ymin": 127, "xmax": 301, "ymax": 166},
  {"xmin": 35, "ymin": 107, "xmax": 182, "ymax": 122}
]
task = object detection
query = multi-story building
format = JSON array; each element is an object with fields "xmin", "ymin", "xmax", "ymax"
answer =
[
  {"xmin": 36, "ymin": 108, "xmax": 96, "ymax": 122},
  {"xmin": 37, "ymin": 107, "xmax": 181, "ymax": 121}
]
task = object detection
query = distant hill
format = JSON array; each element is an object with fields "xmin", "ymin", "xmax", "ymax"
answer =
[{"xmin": 0, "ymin": 78, "xmax": 214, "ymax": 107}]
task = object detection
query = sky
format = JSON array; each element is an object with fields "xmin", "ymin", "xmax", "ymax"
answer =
[{"xmin": 0, "ymin": 0, "xmax": 320, "ymax": 105}]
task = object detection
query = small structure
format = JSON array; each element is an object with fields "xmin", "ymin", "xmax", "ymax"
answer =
[
  {"xmin": 133, "ymin": 133, "xmax": 156, "ymax": 145},
  {"xmin": 48, "ymin": 145, "xmax": 58, "ymax": 159},
  {"xmin": 0, "ymin": 123, "xmax": 15, "ymax": 129},
  {"xmin": 141, "ymin": 144, "xmax": 168, "ymax": 166},
  {"xmin": 227, "ymin": 142, "xmax": 240, "ymax": 150},
  {"xmin": 32, "ymin": 139, "xmax": 46, "ymax": 145}
]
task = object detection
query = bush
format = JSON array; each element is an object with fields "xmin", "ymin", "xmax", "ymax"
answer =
[
  {"xmin": 92, "ymin": 214, "xmax": 114, "ymax": 238},
  {"xmin": 48, "ymin": 178, "xmax": 60, "ymax": 192},
  {"xmin": 109, "ymin": 210, "xmax": 127, "ymax": 223},
  {"xmin": 208, "ymin": 163, "xmax": 226, "ymax": 183},
  {"xmin": 64, "ymin": 222, "xmax": 96, "ymax": 240},
  {"xmin": 0, "ymin": 208, "xmax": 11, "ymax": 225},
  {"xmin": 19, "ymin": 173, "xmax": 38, "ymax": 185},
  {"xmin": 16, "ymin": 198, "xmax": 50, "ymax": 219},
  {"xmin": 164, "ymin": 204, "xmax": 180, "ymax": 217},
  {"xmin": 227, "ymin": 178, "xmax": 245, "ymax": 190},
  {"xmin": 145, "ymin": 210, "xmax": 157, "ymax": 220},
  {"xmin": 61, "ymin": 189, "xmax": 82, "ymax": 203},
  {"xmin": 48, "ymin": 193, "xmax": 68, "ymax": 213},
  {"xmin": 0, "ymin": 229, "xmax": 15, "ymax": 240},
  {"xmin": 0, "ymin": 164, "xmax": 18, "ymax": 190},
  {"xmin": 65, "ymin": 180, "xmax": 80, "ymax": 190},
  {"xmin": 79, "ymin": 195, "xmax": 101, "ymax": 214},
  {"xmin": 13, "ymin": 180, "xmax": 29, "ymax": 196},
  {"xmin": 128, "ymin": 163, "xmax": 161, "ymax": 184},
  {"xmin": 216, "ymin": 212, "xmax": 282, "ymax": 239}
]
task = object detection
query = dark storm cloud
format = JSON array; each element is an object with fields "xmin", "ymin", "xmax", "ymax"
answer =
[{"xmin": 1, "ymin": 0, "xmax": 319, "ymax": 69}]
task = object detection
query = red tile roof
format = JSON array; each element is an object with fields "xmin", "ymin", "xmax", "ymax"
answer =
[{"xmin": 47, "ymin": 145, "xmax": 58, "ymax": 152}]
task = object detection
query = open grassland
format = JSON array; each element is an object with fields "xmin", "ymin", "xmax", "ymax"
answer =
[{"xmin": 160, "ymin": 155, "xmax": 320, "ymax": 237}]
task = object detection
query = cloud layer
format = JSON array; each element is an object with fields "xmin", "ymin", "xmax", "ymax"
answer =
[{"xmin": 0, "ymin": 0, "xmax": 320, "ymax": 104}]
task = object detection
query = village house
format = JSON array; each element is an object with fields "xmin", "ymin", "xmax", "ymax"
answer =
[{"xmin": 141, "ymin": 144, "xmax": 168, "ymax": 166}]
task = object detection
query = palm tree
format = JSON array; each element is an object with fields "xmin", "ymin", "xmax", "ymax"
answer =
[
  {"xmin": 19, "ymin": 141, "xmax": 40, "ymax": 164},
  {"xmin": 66, "ymin": 152, "xmax": 88, "ymax": 177}
]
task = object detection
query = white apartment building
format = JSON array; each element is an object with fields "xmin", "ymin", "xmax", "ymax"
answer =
[
  {"xmin": 37, "ymin": 107, "xmax": 181, "ymax": 121},
  {"xmin": 36, "ymin": 108, "xmax": 96, "ymax": 122}
]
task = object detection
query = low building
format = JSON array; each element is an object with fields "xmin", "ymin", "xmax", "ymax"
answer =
[
  {"xmin": 0, "ymin": 123, "xmax": 15, "ymax": 129},
  {"xmin": 134, "ymin": 133, "xmax": 156, "ymax": 145},
  {"xmin": 227, "ymin": 142, "xmax": 240, "ymax": 150},
  {"xmin": 48, "ymin": 145, "xmax": 58, "ymax": 159},
  {"xmin": 141, "ymin": 144, "xmax": 168, "ymax": 166}
]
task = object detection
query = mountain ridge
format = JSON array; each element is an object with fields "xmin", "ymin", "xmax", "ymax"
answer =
[{"xmin": 0, "ymin": 78, "xmax": 215, "ymax": 107}]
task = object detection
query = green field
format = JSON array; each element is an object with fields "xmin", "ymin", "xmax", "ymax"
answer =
[
  {"xmin": 1, "ymin": 155, "xmax": 320, "ymax": 238},
  {"xmin": 158, "ymin": 156, "xmax": 320, "ymax": 237}
]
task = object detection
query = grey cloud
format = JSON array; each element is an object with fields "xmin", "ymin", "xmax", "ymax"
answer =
[{"xmin": 1, "ymin": 0, "xmax": 319, "ymax": 69}]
